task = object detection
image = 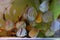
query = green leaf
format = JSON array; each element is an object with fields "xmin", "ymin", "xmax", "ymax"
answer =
[
  {"xmin": 50, "ymin": 0, "xmax": 60, "ymax": 20},
  {"xmin": 35, "ymin": 22, "xmax": 51, "ymax": 31},
  {"xmin": 37, "ymin": 31, "xmax": 46, "ymax": 38}
]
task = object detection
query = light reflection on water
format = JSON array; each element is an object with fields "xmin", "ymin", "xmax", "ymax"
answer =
[{"xmin": 0, "ymin": 38, "xmax": 57, "ymax": 40}]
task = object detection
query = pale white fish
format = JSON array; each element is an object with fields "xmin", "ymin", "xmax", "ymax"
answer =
[
  {"xmin": 42, "ymin": 11, "xmax": 53, "ymax": 23},
  {"xmin": 45, "ymin": 19, "xmax": 60, "ymax": 36},
  {"xmin": 50, "ymin": 19, "xmax": 60, "ymax": 32},
  {"xmin": 16, "ymin": 21, "xmax": 26, "ymax": 29},
  {"xmin": 39, "ymin": 0, "xmax": 49, "ymax": 13},
  {"xmin": 27, "ymin": 7, "xmax": 37, "ymax": 22},
  {"xmin": 45, "ymin": 29, "xmax": 54, "ymax": 36},
  {"xmin": 5, "ymin": 20, "xmax": 14, "ymax": 31},
  {"xmin": 16, "ymin": 28, "xmax": 27, "ymax": 37}
]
